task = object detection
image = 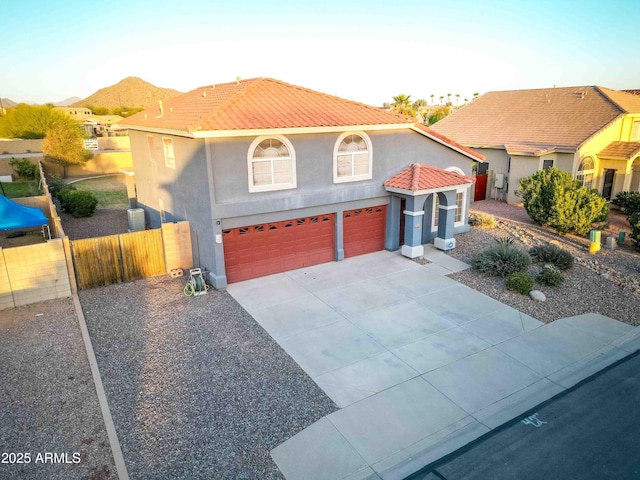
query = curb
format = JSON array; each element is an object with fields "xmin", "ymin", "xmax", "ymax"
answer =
[{"xmin": 72, "ymin": 294, "xmax": 130, "ymax": 480}]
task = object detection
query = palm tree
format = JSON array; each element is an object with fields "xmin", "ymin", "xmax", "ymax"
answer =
[
  {"xmin": 391, "ymin": 94, "xmax": 416, "ymax": 116},
  {"xmin": 473, "ymin": 92, "xmax": 480, "ymax": 100},
  {"xmin": 447, "ymin": 93, "xmax": 452, "ymax": 105},
  {"xmin": 455, "ymin": 94, "xmax": 460, "ymax": 106},
  {"xmin": 464, "ymin": 98, "xmax": 469, "ymax": 104},
  {"xmin": 439, "ymin": 95, "xmax": 444, "ymax": 105},
  {"xmin": 430, "ymin": 94, "xmax": 435, "ymax": 105}
]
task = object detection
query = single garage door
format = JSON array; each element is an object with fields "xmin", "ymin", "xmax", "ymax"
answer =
[
  {"xmin": 343, "ymin": 205, "xmax": 386, "ymax": 258},
  {"xmin": 222, "ymin": 214, "xmax": 335, "ymax": 283}
]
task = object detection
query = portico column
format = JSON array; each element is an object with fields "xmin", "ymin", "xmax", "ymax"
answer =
[
  {"xmin": 434, "ymin": 190, "xmax": 457, "ymax": 251},
  {"xmin": 401, "ymin": 195, "xmax": 427, "ymax": 259}
]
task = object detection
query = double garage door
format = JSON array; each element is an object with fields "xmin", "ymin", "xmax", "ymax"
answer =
[{"xmin": 223, "ymin": 205, "xmax": 386, "ymax": 283}]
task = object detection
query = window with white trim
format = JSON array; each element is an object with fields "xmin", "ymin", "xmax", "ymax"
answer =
[
  {"xmin": 576, "ymin": 156, "xmax": 595, "ymax": 189},
  {"xmin": 248, "ymin": 136, "xmax": 296, "ymax": 192},
  {"xmin": 432, "ymin": 191, "xmax": 465, "ymax": 230},
  {"xmin": 632, "ymin": 120, "xmax": 640, "ymax": 141},
  {"xmin": 542, "ymin": 159, "xmax": 554, "ymax": 170},
  {"xmin": 162, "ymin": 137, "xmax": 175, "ymax": 169},
  {"xmin": 333, "ymin": 132, "xmax": 372, "ymax": 183}
]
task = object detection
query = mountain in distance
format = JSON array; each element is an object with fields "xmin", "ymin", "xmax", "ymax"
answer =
[
  {"xmin": 72, "ymin": 77, "xmax": 182, "ymax": 109},
  {"xmin": 1, "ymin": 98, "xmax": 17, "ymax": 108},
  {"xmin": 54, "ymin": 96, "xmax": 82, "ymax": 106}
]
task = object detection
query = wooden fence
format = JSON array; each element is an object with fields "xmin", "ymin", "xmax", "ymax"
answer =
[{"xmin": 71, "ymin": 229, "xmax": 167, "ymax": 289}]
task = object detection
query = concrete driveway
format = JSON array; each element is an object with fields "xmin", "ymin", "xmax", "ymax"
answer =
[{"xmin": 227, "ymin": 248, "xmax": 640, "ymax": 480}]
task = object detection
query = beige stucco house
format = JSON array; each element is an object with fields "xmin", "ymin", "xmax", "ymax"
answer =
[{"xmin": 432, "ymin": 86, "xmax": 640, "ymax": 204}]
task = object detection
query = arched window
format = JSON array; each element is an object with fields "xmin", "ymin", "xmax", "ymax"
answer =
[
  {"xmin": 333, "ymin": 132, "xmax": 372, "ymax": 183},
  {"xmin": 576, "ymin": 156, "xmax": 595, "ymax": 189},
  {"xmin": 247, "ymin": 136, "xmax": 296, "ymax": 192}
]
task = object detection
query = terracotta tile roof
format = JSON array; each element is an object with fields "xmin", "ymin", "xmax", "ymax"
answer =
[
  {"xmin": 432, "ymin": 86, "xmax": 640, "ymax": 152},
  {"xmin": 384, "ymin": 163, "xmax": 474, "ymax": 193},
  {"xmin": 598, "ymin": 141, "xmax": 640, "ymax": 160},
  {"xmin": 412, "ymin": 124, "xmax": 486, "ymax": 161},
  {"xmin": 623, "ymin": 89, "xmax": 640, "ymax": 96},
  {"xmin": 120, "ymin": 78, "xmax": 413, "ymax": 133}
]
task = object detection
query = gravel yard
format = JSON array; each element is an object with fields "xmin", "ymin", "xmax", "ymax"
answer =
[
  {"xmin": 447, "ymin": 218, "xmax": 640, "ymax": 326},
  {"xmin": 61, "ymin": 209, "xmax": 129, "ymax": 240},
  {"xmin": 79, "ymin": 275, "xmax": 336, "ymax": 479},
  {"xmin": 0, "ymin": 298, "xmax": 116, "ymax": 480}
]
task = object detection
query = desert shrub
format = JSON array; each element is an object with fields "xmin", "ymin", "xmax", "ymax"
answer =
[
  {"xmin": 473, "ymin": 242, "xmax": 531, "ymax": 277},
  {"xmin": 507, "ymin": 272, "xmax": 534, "ymax": 294},
  {"xmin": 537, "ymin": 266, "xmax": 564, "ymax": 287},
  {"xmin": 613, "ymin": 191, "xmax": 640, "ymax": 216},
  {"xmin": 529, "ymin": 244, "xmax": 574, "ymax": 270},
  {"xmin": 519, "ymin": 168, "xmax": 608, "ymax": 235},
  {"xmin": 470, "ymin": 212, "xmax": 496, "ymax": 228},
  {"xmin": 630, "ymin": 212, "xmax": 640, "ymax": 250},
  {"xmin": 8, "ymin": 158, "xmax": 38, "ymax": 179},
  {"xmin": 495, "ymin": 236, "xmax": 514, "ymax": 245},
  {"xmin": 59, "ymin": 190, "xmax": 98, "ymax": 217}
]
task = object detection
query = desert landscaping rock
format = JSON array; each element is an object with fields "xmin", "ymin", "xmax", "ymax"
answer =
[
  {"xmin": 529, "ymin": 290, "xmax": 546, "ymax": 302},
  {"xmin": 0, "ymin": 298, "xmax": 117, "ymax": 480},
  {"xmin": 79, "ymin": 276, "xmax": 336, "ymax": 479},
  {"xmin": 449, "ymin": 216, "xmax": 640, "ymax": 326}
]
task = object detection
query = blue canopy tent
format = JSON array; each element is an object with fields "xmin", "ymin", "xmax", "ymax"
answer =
[{"xmin": 0, "ymin": 194, "xmax": 50, "ymax": 238}]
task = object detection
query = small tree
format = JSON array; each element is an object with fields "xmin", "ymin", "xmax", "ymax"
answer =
[
  {"xmin": 42, "ymin": 122, "xmax": 92, "ymax": 177},
  {"xmin": 519, "ymin": 168, "xmax": 608, "ymax": 235},
  {"xmin": 428, "ymin": 106, "xmax": 452, "ymax": 125}
]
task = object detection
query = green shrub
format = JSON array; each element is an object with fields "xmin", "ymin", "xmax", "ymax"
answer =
[
  {"xmin": 8, "ymin": 158, "xmax": 38, "ymax": 179},
  {"xmin": 519, "ymin": 168, "xmax": 608, "ymax": 235},
  {"xmin": 630, "ymin": 212, "xmax": 640, "ymax": 250},
  {"xmin": 59, "ymin": 190, "xmax": 98, "ymax": 217},
  {"xmin": 613, "ymin": 191, "xmax": 640, "ymax": 216},
  {"xmin": 537, "ymin": 266, "xmax": 564, "ymax": 287},
  {"xmin": 473, "ymin": 242, "xmax": 532, "ymax": 277},
  {"xmin": 507, "ymin": 272, "xmax": 534, "ymax": 294},
  {"xmin": 470, "ymin": 212, "xmax": 496, "ymax": 228},
  {"xmin": 48, "ymin": 178, "xmax": 76, "ymax": 198},
  {"xmin": 529, "ymin": 244, "xmax": 574, "ymax": 270}
]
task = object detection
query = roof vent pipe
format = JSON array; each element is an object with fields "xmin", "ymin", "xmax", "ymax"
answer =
[
  {"xmin": 236, "ymin": 76, "xmax": 241, "ymax": 85},
  {"xmin": 156, "ymin": 100, "xmax": 164, "ymax": 118}
]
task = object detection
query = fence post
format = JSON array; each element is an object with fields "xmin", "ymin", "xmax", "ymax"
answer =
[{"xmin": 63, "ymin": 236, "xmax": 78, "ymax": 294}]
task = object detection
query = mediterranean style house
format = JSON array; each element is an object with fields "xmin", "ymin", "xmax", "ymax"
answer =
[
  {"xmin": 120, "ymin": 78, "xmax": 483, "ymax": 288},
  {"xmin": 432, "ymin": 86, "xmax": 640, "ymax": 204}
]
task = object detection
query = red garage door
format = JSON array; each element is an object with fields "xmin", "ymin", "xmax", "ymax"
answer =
[
  {"xmin": 343, "ymin": 205, "xmax": 386, "ymax": 258},
  {"xmin": 222, "ymin": 214, "xmax": 335, "ymax": 283}
]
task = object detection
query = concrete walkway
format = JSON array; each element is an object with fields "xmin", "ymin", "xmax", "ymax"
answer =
[{"xmin": 227, "ymin": 249, "xmax": 640, "ymax": 480}]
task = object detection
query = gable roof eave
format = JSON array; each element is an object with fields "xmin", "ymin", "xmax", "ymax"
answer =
[{"xmin": 410, "ymin": 125, "xmax": 486, "ymax": 162}]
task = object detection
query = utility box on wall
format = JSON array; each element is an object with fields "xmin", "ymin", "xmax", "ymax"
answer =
[{"xmin": 494, "ymin": 173, "xmax": 505, "ymax": 189}]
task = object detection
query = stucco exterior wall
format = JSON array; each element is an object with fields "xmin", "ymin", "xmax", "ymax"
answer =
[
  {"xmin": 129, "ymin": 131, "xmax": 214, "ymax": 270},
  {"xmin": 130, "ymin": 127, "xmax": 477, "ymax": 286},
  {"xmin": 577, "ymin": 116, "xmax": 640, "ymax": 197},
  {"xmin": 208, "ymin": 129, "xmax": 472, "ymax": 218}
]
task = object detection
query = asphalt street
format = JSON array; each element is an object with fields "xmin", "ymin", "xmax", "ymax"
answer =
[{"xmin": 407, "ymin": 350, "xmax": 640, "ymax": 480}]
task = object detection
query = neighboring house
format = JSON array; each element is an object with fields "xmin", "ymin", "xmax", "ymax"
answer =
[
  {"xmin": 432, "ymin": 86, "xmax": 640, "ymax": 204},
  {"xmin": 120, "ymin": 78, "xmax": 483, "ymax": 288}
]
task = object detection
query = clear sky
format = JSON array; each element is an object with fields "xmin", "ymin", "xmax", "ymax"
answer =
[{"xmin": 2, "ymin": 0, "xmax": 639, "ymax": 106}]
